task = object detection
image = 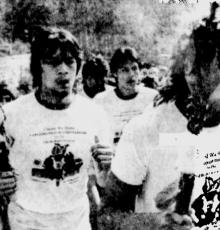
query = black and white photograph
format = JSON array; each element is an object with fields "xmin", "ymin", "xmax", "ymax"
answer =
[{"xmin": 0, "ymin": 0, "xmax": 219, "ymax": 229}]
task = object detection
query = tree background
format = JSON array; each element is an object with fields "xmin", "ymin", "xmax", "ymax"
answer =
[
  {"xmin": 0, "ymin": 0, "xmax": 208, "ymax": 64},
  {"xmin": 0, "ymin": 0, "xmax": 212, "ymax": 96}
]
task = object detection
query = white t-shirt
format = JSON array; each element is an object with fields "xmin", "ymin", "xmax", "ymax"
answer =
[
  {"xmin": 78, "ymin": 84, "xmax": 113, "ymax": 99},
  {"xmin": 112, "ymin": 101, "xmax": 220, "ymax": 229},
  {"xmin": 111, "ymin": 102, "xmax": 193, "ymax": 213},
  {"xmin": 95, "ymin": 87, "xmax": 157, "ymax": 144},
  {"xmin": 3, "ymin": 92, "xmax": 111, "ymax": 230}
]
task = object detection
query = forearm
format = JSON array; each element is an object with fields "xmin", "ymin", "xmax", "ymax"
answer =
[{"xmin": 102, "ymin": 171, "xmax": 142, "ymax": 212}]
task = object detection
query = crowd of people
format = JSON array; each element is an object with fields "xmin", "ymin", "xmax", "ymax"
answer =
[{"xmin": 0, "ymin": 1, "xmax": 220, "ymax": 230}]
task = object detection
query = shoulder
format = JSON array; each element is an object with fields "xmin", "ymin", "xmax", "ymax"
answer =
[
  {"xmin": 75, "ymin": 94, "xmax": 108, "ymax": 117},
  {"xmin": 132, "ymin": 87, "xmax": 158, "ymax": 106},
  {"xmin": 3, "ymin": 92, "xmax": 34, "ymax": 115},
  {"xmin": 95, "ymin": 89, "xmax": 115, "ymax": 101},
  {"xmin": 75, "ymin": 94, "xmax": 100, "ymax": 109},
  {"xmin": 138, "ymin": 86, "xmax": 158, "ymax": 97},
  {"xmin": 127, "ymin": 103, "xmax": 184, "ymax": 144},
  {"xmin": 105, "ymin": 84, "xmax": 114, "ymax": 91},
  {"xmin": 119, "ymin": 106, "xmax": 158, "ymax": 149},
  {"xmin": 143, "ymin": 102, "xmax": 185, "ymax": 127}
]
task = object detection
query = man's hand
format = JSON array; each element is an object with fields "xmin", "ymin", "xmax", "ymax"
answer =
[
  {"xmin": 163, "ymin": 211, "xmax": 193, "ymax": 229},
  {"xmin": 91, "ymin": 144, "xmax": 115, "ymax": 171},
  {"xmin": 0, "ymin": 171, "xmax": 16, "ymax": 197}
]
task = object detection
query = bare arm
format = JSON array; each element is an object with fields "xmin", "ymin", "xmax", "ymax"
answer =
[{"xmin": 102, "ymin": 171, "xmax": 142, "ymax": 212}]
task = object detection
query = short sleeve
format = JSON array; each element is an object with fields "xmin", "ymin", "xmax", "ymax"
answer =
[{"xmin": 111, "ymin": 115, "xmax": 151, "ymax": 186}]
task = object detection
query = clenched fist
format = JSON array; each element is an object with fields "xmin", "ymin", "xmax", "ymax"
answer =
[
  {"xmin": 91, "ymin": 144, "xmax": 115, "ymax": 171},
  {"xmin": 0, "ymin": 171, "xmax": 16, "ymax": 197}
]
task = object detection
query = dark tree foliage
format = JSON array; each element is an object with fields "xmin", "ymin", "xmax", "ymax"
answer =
[
  {"xmin": 0, "ymin": 0, "xmax": 194, "ymax": 65},
  {"xmin": 3, "ymin": 0, "xmax": 51, "ymax": 42}
]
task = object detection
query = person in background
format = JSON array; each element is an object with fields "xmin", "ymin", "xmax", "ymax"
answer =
[
  {"xmin": 0, "ymin": 26, "xmax": 114, "ymax": 230},
  {"xmin": 147, "ymin": 66, "xmax": 160, "ymax": 89},
  {"xmin": 0, "ymin": 82, "xmax": 15, "ymax": 105},
  {"xmin": 140, "ymin": 62, "xmax": 155, "ymax": 89},
  {"xmin": 157, "ymin": 65, "xmax": 169, "ymax": 89},
  {"xmin": 81, "ymin": 54, "xmax": 110, "ymax": 99},
  {"xmin": 95, "ymin": 46, "xmax": 157, "ymax": 145},
  {"xmin": 80, "ymin": 54, "xmax": 112, "ymax": 228},
  {"xmin": 16, "ymin": 80, "xmax": 32, "ymax": 96}
]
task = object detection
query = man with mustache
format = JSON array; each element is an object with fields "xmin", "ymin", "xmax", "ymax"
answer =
[
  {"xmin": 95, "ymin": 47, "xmax": 157, "ymax": 146},
  {"xmin": 102, "ymin": 2, "xmax": 220, "ymax": 229}
]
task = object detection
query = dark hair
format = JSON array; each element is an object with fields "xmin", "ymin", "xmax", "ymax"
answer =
[
  {"xmin": 110, "ymin": 47, "xmax": 139, "ymax": 74},
  {"xmin": 0, "ymin": 82, "xmax": 15, "ymax": 103},
  {"xmin": 30, "ymin": 27, "xmax": 82, "ymax": 88},
  {"xmin": 140, "ymin": 62, "xmax": 154, "ymax": 70},
  {"xmin": 82, "ymin": 54, "xmax": 109, "ymax": 83}
]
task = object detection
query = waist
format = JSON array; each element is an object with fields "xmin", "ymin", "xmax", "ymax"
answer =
[
  {"xmin": 14, "ymin": 172, "xmax": 88, "ymax": 213},
  {"xmin": 8, "ymin": 200, "xmax": 91, "ymax": 230}
]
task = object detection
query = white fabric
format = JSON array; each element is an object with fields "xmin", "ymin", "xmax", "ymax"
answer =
[
  {"xmin": 111, "ymin": 102, "xmax": 192, "ymax": 213},
  {"xmin": 77, "ymin": 88, "xmax": 91, "ymax": 99},
  {"xmin": 112, "ymin": 101, "xmax": 220, "ymax": 229},
  {"xmin": 3, "ymin": 92, "xmax": 111, "ymax": 230},
  {"xmin": 95, "ymin": 87, "xmax": 157, "ymax": 144},
  {"xmin": 8, "ymin": 199, "xmax": 91, "ymax": 230},
  {"xmin": 78, "ymin": 84, "xmax": 113, "ymax": 99}
]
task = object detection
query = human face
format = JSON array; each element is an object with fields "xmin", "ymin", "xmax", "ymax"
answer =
[
  {"xmin": 141, "ymin": 68, "xmax": 148, "ymax": 78},
  {"xmin": 41, "ymin": 54, "xmax": 77, "ymax": 97},
  {"xmin": 116, "ymin": 61, "xmax": 139, "ymax": 96},
  {"xmin": 85, "ymin": 76, "xmax": 97, "ymax": 89},
  {"xmin": 148, "ymin": 67, "xmax": 159, "ymax": 80}
]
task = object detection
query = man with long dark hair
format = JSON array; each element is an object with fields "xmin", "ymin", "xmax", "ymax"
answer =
[{"xmin": 0, "ymin": 27, "xmax": 114, "ymax": 230}]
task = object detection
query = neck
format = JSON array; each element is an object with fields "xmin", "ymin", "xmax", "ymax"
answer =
[
  {"xmin": 35, "ymin": 88, "xmax": 73, "ymax": 110},
  {"xmin": 115, "ymin": 87, "xmax": 138, "ymax": 100},
  {"xmin": 83, "ymin": 85, "xmax": 96, "ymax": 98}
]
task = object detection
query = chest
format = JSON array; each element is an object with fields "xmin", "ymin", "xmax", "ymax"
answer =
[{"xmin": 7, "ymin": 111, "xmax": 97, "ymax": 173}]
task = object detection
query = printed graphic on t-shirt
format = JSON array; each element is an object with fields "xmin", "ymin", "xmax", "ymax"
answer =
[
  {"xmin": 191, "ymin": 149, "xmax": 220, "ymax": 229},
  {"xmin": 32, "ymin": 143, "xmax": 83, "ymax": 186},
  {"xmin": 114, "ymin": 109, "xmax": 143, "ymax": 124},
  {"xmin": 192, "ymin": 176, "xmax": 220, "ymax": 228},
  {"xmin": 113, "ymin": 131, "xmax": 123, "ymax": 145}
]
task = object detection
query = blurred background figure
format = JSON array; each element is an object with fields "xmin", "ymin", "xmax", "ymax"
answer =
[
  {"xmin": 140, "ymin": 62, "xmax": 155, "ymax": 89},
  {"xmin": 81, "ymin": 54, "xmax": 110, "ymax": 99},
  {"xmin": 147, "ymin": 66, "xmax": 160, "ymax": 89},
  {"xmin": 0, "ymin": 81, "xmax": 15, "ymax": 105},
  {"xmin": 16, "ymin": 79, "xmax": 32, "ymax": 96},
  {"xmin": 157, "ymin": 65, "xmax": 169, "ymax": 88}
]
